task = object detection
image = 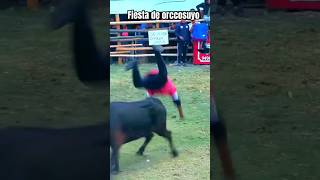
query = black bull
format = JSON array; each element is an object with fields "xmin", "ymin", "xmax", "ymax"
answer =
[
  {"xmin": 0, "ymin": 97, "xmax": 178, "ymax": 179},
  {"xmin": 110, "ymin": 97, "xmax": 178, "ymax": 174}
]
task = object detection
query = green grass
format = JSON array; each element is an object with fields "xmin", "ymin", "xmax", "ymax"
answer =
[
  {"xmin": 213, "ymin": 11, "xmax": 320, "ymax": 180},
  {"xmin": 111, "ymin": 64, "xmax": 210, "ymax": 180}
]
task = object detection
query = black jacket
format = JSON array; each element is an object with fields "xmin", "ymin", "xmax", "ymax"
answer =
[
  {"xmin": 175, "ymin": 22, "xmax": 191, "ymax": 42},
  {"xmin": 196, "ymin": 2, "xmax": 210, "ymax": 16}
]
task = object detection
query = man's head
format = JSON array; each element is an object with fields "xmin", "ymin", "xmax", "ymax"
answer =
[
  {"xmin": 198, "ymin": 7, "xmax": 204, "ymax": 18},
  {"xmin": 180, "ymin": 19, "xmax": 186, "ymax": 24}
]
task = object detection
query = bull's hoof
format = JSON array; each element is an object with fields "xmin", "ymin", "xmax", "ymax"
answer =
[
  {"xmin": 111, "ymin": 169, "xmax": 119, "ymax": 175},
  {"xmin": 111, "ymin": 165, "xmax": 119, "ymax": 175},
  {"xmin": 172, "ymin": 150, "xmax": 179, "ymax": 157}
]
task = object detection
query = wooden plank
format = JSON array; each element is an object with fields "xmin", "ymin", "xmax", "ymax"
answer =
[
  {"xmin": 110, "ymin": 44, "xmax": 143, "ymax": 48},
  {"xmin": 110, "ymin": 37, "xmax": 177, "ymax": 42},
  {"xmin": 110, "ymin": 53, "xmax": 193, "ymax": 57},
  {"xmin": 110, "ymin": 35, "xmax": 145, "ymax": 40},
  {"xmin": 110, "ymin": 51, "xmax": 131, "ymax": 54}
]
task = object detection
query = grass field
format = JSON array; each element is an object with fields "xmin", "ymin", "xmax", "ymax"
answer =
[
  {"xmin": 213, "ymin": 10, "xmax": 320, "ymax": 180},
  {"xmin": 110, "ymin": 64, "xmax": 210, "ymax": 180}
]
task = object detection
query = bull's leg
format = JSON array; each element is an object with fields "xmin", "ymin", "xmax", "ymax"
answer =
[
  {"xmin": 156, "ymin": 129, "xmax": 178, "ymax": 157},
  {"xmin": 110, "ymin": 130, "xmax": 125, "ymax": 174},
  {"xmin": 110, "ymin": 146, "xmax": 120, "ymax": 174},
  {"xmin": 136, "ymin": 133, "xmax": 154, "ymax": 156}
]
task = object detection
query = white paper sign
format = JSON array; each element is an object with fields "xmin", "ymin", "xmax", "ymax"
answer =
[{"xmin": 148, "ymin": 29, "xmax": 169, "ymax": 45}]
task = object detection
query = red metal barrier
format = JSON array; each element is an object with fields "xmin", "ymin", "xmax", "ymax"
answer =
[{"xmin": 192, "ymin": 34, "xmax": 211, "ymax": 65}]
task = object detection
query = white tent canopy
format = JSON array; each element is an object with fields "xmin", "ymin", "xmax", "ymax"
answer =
[{"xmin": 110, "ymin": 0, "xmax": 204, "ymax": 15}]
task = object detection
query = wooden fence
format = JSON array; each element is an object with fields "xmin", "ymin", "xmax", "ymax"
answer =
[{"xmin": 110, "ymin": 16, "xmax": 205, "ymax": 64}]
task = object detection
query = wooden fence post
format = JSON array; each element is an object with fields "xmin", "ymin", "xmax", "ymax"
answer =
[{"xmin": 115, "ymin": 14, "xmax": 123, "ymax": 64}]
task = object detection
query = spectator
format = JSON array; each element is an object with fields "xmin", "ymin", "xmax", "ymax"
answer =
[
  {"xmin": 196, "ymin": 0, "xmax": 210, "ymax": 18},
  {"xmin": 140, "ymin": 23, "xmax": 147, "ymax": 30},
  {"xmin": 170, "ymin": 23, "xmax": 176, "ymax": 30},
  {"xmin": 189, "ymin": 20, "xmax": 200, "ymax": 34},
  {"xmin": 189, "ymin": 19, "xmax": 199, "ymax": 51},
  {"xmin": 144, "ymin": 23, "xmax": 154, "ymax": 29},
  {"xmin": 121, "ymin": 25, "xmax": 129, "ymax": 62},
  {"xmin": 188, "ymin": 10, "xmax": 200, "ymax": 52},
  {"xmin": 160, "ymin": 23, "xmax": 169, "ymax": 28},
  {"xmin": 174, "ymin": 20, "xmax": 190, "ymax": 66},
  {"xmin": 167, "ymin": 23, "xmax": 177, "ymax": 63},
  {"xmin": 217, "ymin": 0, "xmax": 244, "ymax": 16},
  {"xmin": 110, "ymin": 18, "xmax": 118, "ymax": 64},
  {"xmin": 196, "ymin": 1, "xmax": 210, "ymax": 53},
  {"xmin": 135, "ymin": 24, "xmax": 141, "ymax": 37},
  {"xmin": 188, "ymin": 9, "xmax": 200, "ymax": 32},
  {"xmin": 138, "ymin": 23, "xmax": 147, "ymax": 46},
  {"xmin": 121, "ymin": 25, "xmax": 128, "ymax": 37},
  {"xmin": 110, "ymin": 17, "xmax": 117, "ymax": 29},
  {"xmin": 134, "ymin": 24, "xmax": 144, "ymax": 56}
]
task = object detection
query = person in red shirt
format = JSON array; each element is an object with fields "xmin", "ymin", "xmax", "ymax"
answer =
[
  {"xmin": 121, "ymin": 25, "xmax": 129, "ymax": 37},
  {"xmin": 126, "ymin": 46, "xmax": 184, "ymax": 119}
]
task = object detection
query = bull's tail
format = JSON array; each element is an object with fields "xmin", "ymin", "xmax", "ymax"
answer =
[
  {"xmin": 144, "ymin": 98, "xmax": 167, "ymax": 124},
  {"xmin": 211, "ymin": 90, "xmax": 236, "ymax": 179},
  {"xmin": 212, "ymin": 109, "xmax": 236, "ymax": 180}
]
